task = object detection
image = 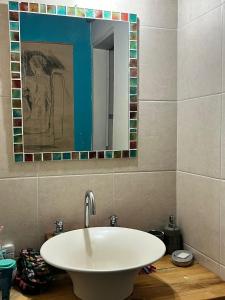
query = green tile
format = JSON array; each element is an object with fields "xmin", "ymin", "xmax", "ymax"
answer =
[
  {"xmin": 130, "ymin": 86, "xmax": 137, "ymax": 95},
  {"xmin": 130, "ymin": 78, "xmax": 138, "ymax": 86},
  {"xmin": 130, "ymin": 41, "xmax": 137, "ymax": 50},
  {"xmin": 15, "ymin": 153, "xmax": 23, "ymax": 162},
  {"xmin": 11, "ymin": 42, "xmax": 20, "ymax": 52},
  {"xmin": 103, "ymin": 11, "xmax": 111, "ymax": 19},
  {"xmin": 40, "ymin": 4, "xmax": 46, "ymax": 13},
  {"xmin": 130, "ymin": 50, "xmax": 137, "ymax": 59},
  {"xmin": 76, "ymin": 7, "xmax": 85, "ymax": 17},
  {"xmin": 14, "ymin": 127, "xmax": 22, "ymax": 135},
  {"xmin": 12, "ymin": 89, "xmax": 21, "ymax": 98},
  {"xmin": 14, "ymin": 135, "xmax": 22, "ymax": 143},
  {"xmin": 63, "ymin": 152, "xmax": 71, "ymax": 160},
  {"xmin": 9, "ymin": 1, "xmax": 19, "ymax": 11},
  {"xmin": 68, "ymin": 7, "xmax": 75, "ymax": 16},
  {"xmin": 130, "ymin": 150, "xmax": 137, "ymax": 158},
  {"xmin": 80, "ymin": 152, "xmax": 88, "ymax": 160},
  {"xmin": 53, "ymin": 153, "xmax": 62, "ymax": 160},
  {"xmin": 86, "ymin": 8, "xmax": 94, "ymax": 18},
  {"xmin": 129, "ymin": 13, "xmax": 137, "ymax": 23},
  {"xmin": 130, "ymin": 128, "xmax": 137, "ymax": 133},
  {"xmin": 130, "ymin": 132, "xmax": 137, "ymax": 140},
  {"xmin": 130, "ymin": 31, "xmax": 137, "ymax": 40},
  {"xmin": 114, "ymin": 151, "xmax": 121, "ymax": 158},
  {"xmin": 105, "ymin": 151, "xmax": 113, "ymax": 159},
  {"xmin": 130, "ymin": 119, "xmax": 137, "ymax": 128},
  {"xmin": 10, "ymin": 21, "xmax": 19, "ymax": 31},
  {"xmin": 34, "ymin": 153, "xmax": 42, "ymax": 161},
  {"xmin": 13, "ymin": 109, "xmax": 22, "ymax": 117},
  {"xmin": 12, "ymin": 89, "xmax": 21, "ymax": 99},
  {"xmin": 11, "ymin": 62, "xmax": 20, "ymax": 72},
  {"xmin": 57, "ymin": 6, "xmax": 66, "ymax": 15}
]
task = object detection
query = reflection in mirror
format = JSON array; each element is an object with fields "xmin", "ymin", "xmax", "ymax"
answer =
[
  {"xmin": 20, "ymin": 13, "xmax": 129, "ymax": 152},
  {"xmin": 8, "ymin": 2, "xmax": 138, "ymax": 162}
]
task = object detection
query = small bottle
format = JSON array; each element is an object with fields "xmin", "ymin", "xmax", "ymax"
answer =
[{"xmin": 164, "ymin": 215, "xmax": 183, "ymax": 254}]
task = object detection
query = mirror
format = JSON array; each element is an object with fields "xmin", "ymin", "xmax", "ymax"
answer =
[{"xmin": 8, "ymin": 1, "xmax": 138, "ymax": 162}]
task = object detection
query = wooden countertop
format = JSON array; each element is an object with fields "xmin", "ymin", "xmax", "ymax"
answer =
[{"xmin": 9, "ymin": 255, "xmax": 225, "ymax": 300}]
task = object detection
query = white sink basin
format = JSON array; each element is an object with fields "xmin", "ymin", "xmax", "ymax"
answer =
[{"xmin": 41, "ymin": 227, "xmax": 165, "ymax": 300}]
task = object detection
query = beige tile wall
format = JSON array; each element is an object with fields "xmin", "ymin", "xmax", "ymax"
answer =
[
  {"xmin": 177, "ymin": 0, "xmax": 225, "ymax": 280},
  {"xmin": 0, "ymin": 0, "xmax": 177, "ymax": 253}
]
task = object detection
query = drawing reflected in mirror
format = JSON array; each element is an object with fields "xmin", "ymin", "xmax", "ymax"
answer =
[{"xmin": 21, "ymin": 42, "xmax": 74, "ymax": 153}]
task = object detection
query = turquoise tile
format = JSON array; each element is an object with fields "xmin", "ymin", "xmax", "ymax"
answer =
[
  {"xmin": 130, "ymin": 78, "xmax": 138, "ymax": 86},
  {"xmin": 14, "ymin": 127, "xmax": 22, "ymax": 135},
  {"xmin": 103, "ymin": 11, "xmax": 111, "ymax": 19},
  {"xmin": 53, "ymin": 153, "xmax": 62, "ymax": 160},
  {"xmin": 13, "ymin": 109, "xmax": 22, "ymax": 117},
  {"xmin": 10, "ymin": 21, "xmax": 19, "ymax": 31},
  {"xmin": 15, "ymin": 153, "xmax": 23, "ymax": 162},
  {"xmin": 57, "ymin": 6, "xmax": 66, "ymax": 15},
  {"xmin": 105, "ymin": 151, "xmax": 113, "ymax": 159},
  {"xmin": 130, "ymin": 150, "xmax": 137, "ymax": 158},
  {"xmin": 80, "ymin": 152, "xmax": 88, "ymax": 160},
  {"xmin": 129, "ymin": 13, "xmax": 137, "ymax": 23},
  {"xmin": 130, "ymin": 50, "xmax": 137, "ymax": 59},
  {"xmin": 11, "ymin": 42, "xmax": 20, "ymax": 52},
  {"xmin": 9, "ymin": 1, "xmax": 19, "ymax": 11},
  {"xmin": 63, "ymin": 152, "xmax": 71, "ymax": 160},
  {"xmin": 130, "ymin": 86, "xmax": 137, "ymax": 95},
  {"xmin": 86, "ymin": 8, "xmax": 94, "ymax": 18}
]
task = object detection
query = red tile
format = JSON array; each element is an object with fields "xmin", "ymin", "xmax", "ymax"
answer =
[
  {"xmin": 12, "ymin": 80, "xmax": 21, "ymax": 88},
  {"xmin": 25, "ymin": 154, "xmax": 33, "ymax": 162},
  {"xmin": 121, "ymin": 13, "xmax": 128, "ymax": 21},
  {"xmin": 95, "ymin": 10, "xmax": 102, "ymax": 18},
  {"xmin": 20, "ymin": 2, "xmax": 28, "ymax": 11}
]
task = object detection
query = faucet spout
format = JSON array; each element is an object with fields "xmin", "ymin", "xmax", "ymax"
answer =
[{"xmin": 84, "ymin": 191, "xmax": 96, "ymax": 228}]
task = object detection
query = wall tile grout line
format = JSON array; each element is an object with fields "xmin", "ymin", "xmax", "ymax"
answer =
[
  {"xmin": 177, "ymin": 170, "xmax": 223, "ymax": 181},
  {"xmin": 178, "ymin": 91, "xmax": 224, "ymax": 102},
  {"xmin": 0, "ymin": 170, "xmax": 177, "ymax": 181},
  {"xmin": 178, "ymin": 2, "xmax": 225, "ymax": 30}
]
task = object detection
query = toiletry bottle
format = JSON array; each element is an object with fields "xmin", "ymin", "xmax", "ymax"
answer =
[{"xmin": 164, "ymin": 215, "xmax": 183, "ymax": 254}]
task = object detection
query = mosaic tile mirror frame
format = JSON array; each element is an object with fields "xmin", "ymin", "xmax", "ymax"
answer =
[{"xmin": 8, "ymin": 1, "xmax": 138, "ymax": 162}]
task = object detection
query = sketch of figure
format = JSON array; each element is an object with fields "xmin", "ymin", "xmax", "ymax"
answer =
[
  {"xmin": 22, "ymin": 52, "xmax": 56, "ymax": 134},
  {"xmin": 21, "ymin": 42, "xmax": 74, "ymax": 152}
]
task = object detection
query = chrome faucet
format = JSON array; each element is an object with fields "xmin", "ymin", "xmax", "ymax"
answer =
[{"xmin": 84, "ymin": 191, "xmax": 96, "ymax": 228}]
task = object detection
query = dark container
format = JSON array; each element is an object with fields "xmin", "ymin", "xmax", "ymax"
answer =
[
  {"xmin": 148, "ymin": 229, "xmax": 164, "ymax": 241},
  {"xmin": 164, "ymin": 215, "xmax": 183, "ymax": 254}
]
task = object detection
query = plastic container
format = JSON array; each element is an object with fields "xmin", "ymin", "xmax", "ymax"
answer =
[{"xmin": 0, "ymin": 259, "xmax": 17, "ymax": 300}]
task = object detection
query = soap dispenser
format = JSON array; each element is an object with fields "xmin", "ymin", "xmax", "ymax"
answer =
[{"xmin": 164, "ymin": 215, "xmax": 183, "ymax": 254}]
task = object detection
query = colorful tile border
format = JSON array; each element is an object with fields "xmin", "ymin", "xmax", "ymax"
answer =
[{"xmin": 8, "ymin": 1, "xmax": 138, "ymax": 162}]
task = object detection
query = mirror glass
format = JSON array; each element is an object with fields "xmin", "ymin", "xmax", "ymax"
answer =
[{"xmin": 8, "ymin": 2, "xmax": 138, "ymax": 162}]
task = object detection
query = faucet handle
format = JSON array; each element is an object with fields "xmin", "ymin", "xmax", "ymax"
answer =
[{"xmin": 109, "ymin": 215, "xmax": 118, "ymax": 227}]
